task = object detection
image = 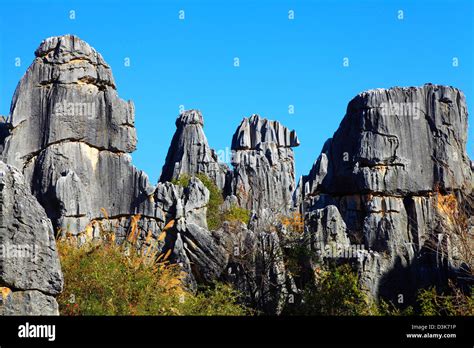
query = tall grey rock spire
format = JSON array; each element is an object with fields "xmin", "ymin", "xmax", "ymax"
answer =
[
  {"xmin": 1, "ymin": 35, "xmax": 155, "ymax": 234},
  {"xmin": 230, "ymin": 114, "xmax": 300, "ymax": 216},
  {"xmin": 159, "ymin": 109, "xmax": 230, "ymax": 191}
]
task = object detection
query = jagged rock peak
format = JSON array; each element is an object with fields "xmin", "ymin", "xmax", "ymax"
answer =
[
  {"xmin": 33, "ymin": 34, "xmax": 115, "ymax": 88},
  {"xmin": 160, "ymin": 109, "xmax": 229, "ymax": 190},
  {"xmin": 176, "ymin": 109, "xmax": 204, "ymax": 127},
  {"xmin": 0, "ymin": 34, "xmax": 149, "ymax": 235},
  {"xmin": 230, "ymin": 114, "xmax": 298, "ymax": 217},
  {"xmin": 231, "ymin": 114, "xmax": 300, "ymax": 150},
  {"xmin": 1, "ymin": 34, "xmax": 134, "ymax": 171},
  {"xmin": 35, "ymin": 35, "xmax": 108, "ymax": 67}
]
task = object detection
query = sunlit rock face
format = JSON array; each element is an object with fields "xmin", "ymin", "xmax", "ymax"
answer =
[
  {"xmin": 305, "ymin": 85, "xmax": 471, "ymax": 196},
  {"xmin": 0, "ymin": 35, "xmax": 156, "ymax": 235},
  {"xmin": 302, "ymin": 84, "xmax": 473, "ymax": 303},
  {"xmin": 0, "ymin": 36, "xmax": 291, "ymax": 315},
  {"xmin": 230, "ymin": 114, "xmax": 299, "ymax": 218},
  {"xmin": 159, "ymin": 109, "xmax": 230, "ymax": 191},
  {"xmin": 1, "ymin": 34, "xmax": 472, "ymax": 315}
]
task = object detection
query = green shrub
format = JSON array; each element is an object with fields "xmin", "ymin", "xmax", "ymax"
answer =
[
  {"xmin": 417, "ymin": 285, "xmax": 474, "ymax": 316},
  {"xmin": 171, "ymin": 174, "xmax": 191, "ymax": 187},
  {"xmin": 180, "ymin": 283, "xmax": 253, "ymax": 316},
  {"xmin": 376, "ymin": 284, "xmax": 473, "ymax": 316},
  {"xmin": 171, "ymin": 174, "xmax": 251, "ymax": 230},
  {"xmin": 292, "ymin": 263, "xmax": 375, "ymax": 315},
  {"xmin": 223, "ymin": 204, "xmax": 250, "ymax": 225},
  {"xmin": 377, "ymin": 300, "xmax": 415, "ymax": 316},
  {"xmin": 57, "ymin": 221, "xmax": 249, "ymax": 316},
  {"xmin": 281, "ymin": 242, "xmax": 312, "ymax": 285},
  {"xmin": 195, "ymin": 173, "xmax": 224, "ymax": 230},
  {"xmin": 57, "ymin": 238, "xmax": 186, "ymax": 315}
]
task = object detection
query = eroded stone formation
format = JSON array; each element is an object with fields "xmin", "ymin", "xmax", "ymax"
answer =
[
  {"xmin": 1, "ymin": 34, "xmax": 156, "ymax": 236},
  {"xmin": 160, "ymin": 111, "xmax": 300, "ymax": 219},
  {"xmin": 160, "ymin": 110, "xmax": 230, "ymax": 191},
  {"xmin": 301, "ymin": 85, "xmax": 473, "ymax": 303},
  {"xmin": 0, "ymin": 35, "xmax": 294, "ymax": 315},
  {"xmin": 0, "ymin": 35, "xmax": 472, "ymax": 315},
  {"xmin": 0, "ymin": 162, "xmax": 63, "ymax": 315},
  {"xmin": 160, "ymin": 111, "xmax": 298, "ymax": 312},
  {"xmin": 230, "ymin": 115, "xmax": 299, "ymax": 225}
]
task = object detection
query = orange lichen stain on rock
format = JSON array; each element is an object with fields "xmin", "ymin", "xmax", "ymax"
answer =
[
  {"xmin": 281, "ymin": 212, "xmax": 304, "ymax": 233},
  {"xmin": 436, "ymin": 193, "xmax": 458, "ymax": 224},
  {"xmin": 0, "ymin": 287, "xmax": 12, "ymax": 300},
  {"xmin": 372, "ymin": 165, "xmax": 388, "ymax": 174}
]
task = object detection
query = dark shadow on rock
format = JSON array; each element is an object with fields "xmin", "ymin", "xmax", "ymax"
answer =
[{"xmin": 377, "ymin": 247, "xmax": 469, "ymax": 308}]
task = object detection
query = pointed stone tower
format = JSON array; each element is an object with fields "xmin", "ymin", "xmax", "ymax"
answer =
[{"xmin": 159, "ymin": 109, "xmax": 230, "ymax": 191}]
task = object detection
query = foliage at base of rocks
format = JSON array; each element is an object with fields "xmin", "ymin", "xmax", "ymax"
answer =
[
  {"xmin": 172, "ymin": 174, "xmax": 251, "ymax": 230},
  {"xmin": 195, "ymin": 173, "xmax": 224, "ymax": 230},
  {"xmin": 285, "ymin": 263, "xmax": 377, "ymax": 315},
  {"xmin": 56, "ymin": 236, "xmax": 250, "ymax": 316},
  {"xmin": 222, "ymin": 204, "xmax": 251, "ymax": 225},
  {"xmin": 416, "ymin": 284, "xmax": 473, "ymax": 316}
]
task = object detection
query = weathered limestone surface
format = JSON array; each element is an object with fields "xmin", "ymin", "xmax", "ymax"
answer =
[
  {"xmin": 2, "ymin": 34, "xmax": 472, "ymax": 315},
  {"xmin": 160, "ymin": 110, "xmax": 230, "ymax": 191},
  {"xmin": 304, "ymin": 85, "xmax": 472, "ymax": 196},
  {"xmin": 220, "ymin": 221, "xmax": 289, "ymax": 314},
  {"xmin": 159, "ymin": 112, "xmax": 296, "ymax": 312},
  {"xmin": 230, "ymin": 115, "xmax": 299, "ymax": 217},
  {"xmin": 302, "ymin": 85, "xmax": 473, "ymax": 302},
  {"xmin": 1, "ymin": 35, "xmax": 156, "ymax": 235},
  {"xmin": 0, "ymin": 161, "xmax": 63, "ymax": 315}
]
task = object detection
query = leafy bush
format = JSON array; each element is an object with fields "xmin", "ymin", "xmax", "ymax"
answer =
[
  {"xmin": 223, "ymin": 204, "xmax": 250, "ymax": 225},
  {"xmin": 291, "ymin": 263, "xmax": 375, "ymax": 315},
  {"xmin": 417, "ymin": 285, "xmax": 474, "ymax": 316},
  {"xmin": 56, "ymin": 216, "xmax": 249, "ymax": 316},
  {"xmin": 171, "ymin": 174, "xmax": 191, "ymax": 187},
  {"xmin": 376, "ymin": 283, "xmax": 473, "ymax": 316},
  {"xmin": 195, "ymin": 173, "xmax": 224, "ymax": 230},
  {"xmin": 180, "ymin": 283, "xmax": 253, "ymax": 316},
  {"xmin": 57, "ymin": 238, "xmax": 183, "ymax": 315},
  {"xmin": 377, "ymin": 300, "xmax": 415, "ymax": 316}
]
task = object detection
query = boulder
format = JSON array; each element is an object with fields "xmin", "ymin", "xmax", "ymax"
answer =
[{"xmin": 304, "ymin": 84, "xmax": 472, "ymax": 196}]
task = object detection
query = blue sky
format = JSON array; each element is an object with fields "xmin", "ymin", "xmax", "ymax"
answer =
[{"xmin": 1, "ymin": 0, "xmax": 473, "ymax": 183}]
